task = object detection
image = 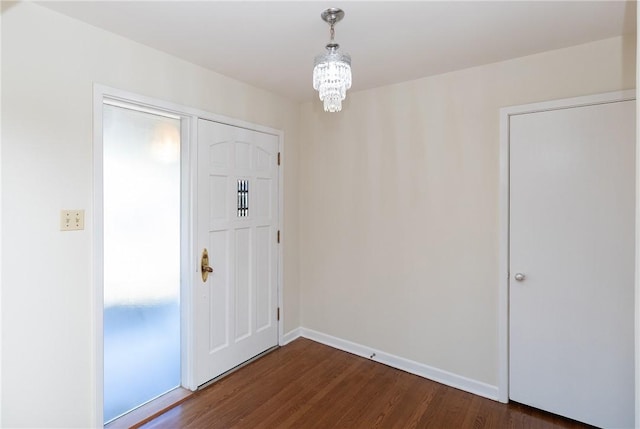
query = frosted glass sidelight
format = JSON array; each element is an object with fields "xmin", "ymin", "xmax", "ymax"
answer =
[{"xmin": 103, "ymin": 104, "xmax": 181, "ymax": 423}]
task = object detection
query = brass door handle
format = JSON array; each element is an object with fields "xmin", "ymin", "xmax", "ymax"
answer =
[{"xmin": 201, "ymin": 248, "xmax": 214, "ymax": 282}]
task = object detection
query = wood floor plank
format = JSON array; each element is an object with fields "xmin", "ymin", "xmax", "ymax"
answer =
[
  {"xmin": 386, "ymin": 379, "xmax": 440, "ymax": 429},
  {"xmin": 238, "ymin": 344, "xmax": 359, "ymax": 428},
  {"xmin": 140, "ymin": 338, "xmax": 595, "ymax": 429}
]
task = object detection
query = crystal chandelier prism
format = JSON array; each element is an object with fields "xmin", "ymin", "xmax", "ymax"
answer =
[{"xmin": 313, "ymin": 8, "xmax": 352, "ymax": 113}]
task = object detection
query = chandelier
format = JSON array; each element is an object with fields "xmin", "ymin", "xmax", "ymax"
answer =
[{"xmin": 313, "ymin": 8, "xmax": 352, "ymax": 113}]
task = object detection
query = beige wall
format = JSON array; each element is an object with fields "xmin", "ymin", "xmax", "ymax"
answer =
[
  {"xmin": 299, "ymin": 35, "xmax": 636, "ymax": 386},
  {"xmin": 1, "ymin": 3, "xmax": 300, "ymax": 427}
]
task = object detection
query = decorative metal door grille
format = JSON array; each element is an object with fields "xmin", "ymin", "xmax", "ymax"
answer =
[{"xmin": 237, "ymin": 179, "xmax": 249, "ymax": 217}]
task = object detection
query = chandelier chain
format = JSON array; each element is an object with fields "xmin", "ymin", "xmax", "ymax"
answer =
[{"xmin": 330, "ymin": 23, "xmax": 335, "ymax": 42}]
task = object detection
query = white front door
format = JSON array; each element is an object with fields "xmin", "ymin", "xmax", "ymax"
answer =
[
  {"xmin": 194, "ymin": 119, "xmax": 279, "ymax": 387},
  {"xmin": 509, "ymin": 98, "xmax": 635, "ymax": 428}
]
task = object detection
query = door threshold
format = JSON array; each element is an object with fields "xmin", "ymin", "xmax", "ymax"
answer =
[
  {"xmin": 198, "ymin": 345, "xmax": 279, "ymax": 390},
  {"xmin": 105, "ymin": 387, "xmax": 193, "ymax": 429}
]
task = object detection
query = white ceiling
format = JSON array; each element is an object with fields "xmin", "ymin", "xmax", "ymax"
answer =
[{"xmin": 40, "ymin": 1, "xmax": 636, "ymax": 102}]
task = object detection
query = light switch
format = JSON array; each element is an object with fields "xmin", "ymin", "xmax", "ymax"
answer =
[{"xmin": 60, "ymin": 209, "xmax": 84, "ymax": 231}]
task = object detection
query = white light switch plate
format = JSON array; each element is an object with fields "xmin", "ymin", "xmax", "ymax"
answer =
[{"xmin": 60, "ymin": 209, "xmax": 84, "ymax": 231}]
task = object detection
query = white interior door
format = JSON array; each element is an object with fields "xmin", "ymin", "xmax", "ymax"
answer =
[
  {"xmin": 509, "ymin": 99, "xmax": 635, "ymax": 428},
  {"xmin": 194, "ymin": 119, "xmax": 279, "ymax": 387}
]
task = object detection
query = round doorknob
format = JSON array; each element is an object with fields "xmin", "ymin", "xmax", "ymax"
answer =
[{"xmin": 514, "ymin": 273, "xmax": 526, "ymax": 281}]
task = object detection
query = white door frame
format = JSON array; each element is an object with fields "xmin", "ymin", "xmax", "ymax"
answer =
[
  {"xmin": 92, "ymin": 84, "xmax": 285, "ymax": 426},
  {"xmin": 497, "ymin": 89, "xmax": 636, "ymax": 404}
]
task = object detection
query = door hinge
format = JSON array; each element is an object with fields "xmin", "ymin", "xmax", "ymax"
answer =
[
  {"xmin": 277, "ymin": 307, "xmax": 280, "ymax": 321},
  {"xmin": 277, "ymin": 152, "xmax": 281, "ymax": 166},
  {"xmin": 277, "ymin": 230, "xmax": 280, "ymax": 243}
]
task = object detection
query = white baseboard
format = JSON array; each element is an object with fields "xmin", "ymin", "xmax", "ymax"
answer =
[
  {"xmin": 298, "ymin": 327, "xmax": 499, "ymax": 401},
  {"xmin": 280, "ymin": 327, "xmax": 303, "ymax": 346}
]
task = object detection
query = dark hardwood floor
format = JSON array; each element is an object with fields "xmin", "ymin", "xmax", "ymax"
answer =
[{"xmin": 140, "ymin": 338, "xmax": 593, "ymax": 429}]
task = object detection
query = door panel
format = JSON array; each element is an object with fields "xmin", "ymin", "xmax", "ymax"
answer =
[
  {"xmin": 195, "ymin": 119, "xmax": 279, "ymax": 387},
  {"xmin": 235, "ymin": 227, "xmax": 252, "ymax": 340},
  {"xmin": 509, "ymin": 100, "xmax": 635, "ymax": 428},
  {"xmin": 256, "ymin": 225, "xmax": 271, "ymax": 331},
  {"xmin": 209, "ymin": 229, "xmax": 229, "ymax": 352}
]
